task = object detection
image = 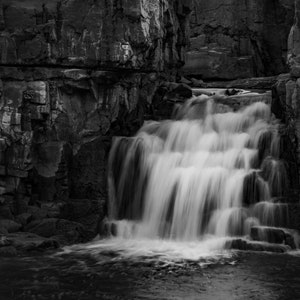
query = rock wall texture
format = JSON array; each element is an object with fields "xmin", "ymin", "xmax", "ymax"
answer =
[
  {"xmin": 271, "ymin": 0, "xmax": 300, "ymax": 230},
  {"xmin": 183, "ymin": 0, "xmax": 295, "ymax": 80},
  {"xmin": 0, "ymin": 0, "xmax": 192, "ymax": 247},
  {"xmin": 0, "ymin": 0, "xmax": 192, "ymax": 71}
]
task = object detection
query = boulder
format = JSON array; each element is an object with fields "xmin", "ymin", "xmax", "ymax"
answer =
[
  {"xmin": 190, "ymin": 78, "xmax": 206, "ymax": 88},
  {"xmin": 7, "ymin": 232, "xmax": 59, "ymax": 252},
  {"xmin": 24, "ymin": 218, "xmax": 86, "ymax": 244},
  {"xmin": 251, "ymin": 226, "xmax": 298, "ymax": 249}
]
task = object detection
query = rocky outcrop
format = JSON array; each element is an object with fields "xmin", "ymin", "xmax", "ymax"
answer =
[
  {"xmin": 269, "ymin": 0, "xmax": 300, "ymax": 234},
  {"xmin": 0, "ymin": 0, "xmax": 192, "ymax": 246},
  {"xmin": 183, "ymin": 0, "xmax": 294, "ymax": 80},
  {"xmin": 0, "ymin": 0, "xmax": 192, "ymax": 70}
]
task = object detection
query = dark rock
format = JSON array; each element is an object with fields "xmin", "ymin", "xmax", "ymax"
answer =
[
  {"xmin": 290, "ymin": 65, "xmax": 300, "ymax": 77},
  {"xmin": 0, "ymin": 205, "xmax": 13, "ymax": 219},
  {"xmin": 24, "ymin": 218, "xmax": 86, "ymax": 243},
  {"xmin": 7, "ymin": 232, "xmax": 59, "ymax": 251},
  {"xmin": 179, "ymin": 77, "xmax": 192, "ymax": 85},
  {"xmin": 226, "ymin": 238, "xmax": 291, "ymax": 253},
  {"xmin": 151, "ymin": 83, "xmax": 193, "ymax": 118},
  {"xmin": 24, "ymin": 218, "xmax": 58, "ymax": 238},
  {"xmin": 251, "ymin": 226, "xmax": 298, "ymax": 249},
  {"xmin": 27, "ymin": 206, "xmax": 48, "ymax": 221},
  {"xmin": 187, "ymin": 0, "xmax": 294, "ymax": 79},
  {"xmin": 0, "ymin": 219, "xmax": 22, "ymax": 233},
  {"xmin": 15, "ymin": 213, "xmax": 33, "ymax": 226},
  {"xmin": 190, "ymin": 78, "xmax": 206, "ymax": 88},
  {"xmin": 0, "ymin": 246, "xmax": 17, "ymax": 257},
  {"xmin": 0, "ymin": 236, "xmax": 11, "ymax": 247}
]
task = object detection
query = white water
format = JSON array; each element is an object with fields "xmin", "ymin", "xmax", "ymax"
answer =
[
  {"xmin": 67, "ymin": 95, "xmax": 289, "ymax": 262},
  {"xmin": 108, "ymin": 96, "xmax": 285, "ymax": 241}
]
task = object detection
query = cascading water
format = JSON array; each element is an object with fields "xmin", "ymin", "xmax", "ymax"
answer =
[
  {"xmin": 64, "ymin": 92, "xmax": 298, "ymax": 262},
  {"xmin": 107, "ymin": 94, "xmax": 289, "ymax": 245}
]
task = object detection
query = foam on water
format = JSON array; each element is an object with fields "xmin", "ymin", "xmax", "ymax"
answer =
[{"xmin": 63, "ymin": 236, "xmax": 232, "ymax": 264}]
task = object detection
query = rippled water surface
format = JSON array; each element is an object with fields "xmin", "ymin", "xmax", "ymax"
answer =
[{"xmin": 1, "ymin": 241, "xmax": 300, "ymax": 300}]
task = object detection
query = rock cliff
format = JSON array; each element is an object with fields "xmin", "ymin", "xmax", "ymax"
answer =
[
  {"xmin": 0, "ymin": 0, "xmax": 192, "ymax": 246},
  {"xmin": 183, "ymin": 0, "xmax": 295, "ymax": 80}
]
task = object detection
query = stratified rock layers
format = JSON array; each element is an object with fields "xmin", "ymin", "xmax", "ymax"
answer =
[
  {"xmin": 0, "ymin": 0, "xmax": 192, "ymax": 244},
  {"xmin": 183, "ymin": 0, "xmax": 295, "ymax": 80}
]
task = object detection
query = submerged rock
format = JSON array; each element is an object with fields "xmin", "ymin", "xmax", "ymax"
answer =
[{"xmin": 251, "ymin": 226, "xmax": 297, "ymax": 249}]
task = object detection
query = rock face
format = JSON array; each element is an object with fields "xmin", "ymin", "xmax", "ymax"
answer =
[
  {"xmin": 183, "ymin": 0, "xmax": 294, "ymax": 80},
  {"xmin": 272, "ymin": 0, "xmax": 300, "ymax": 194},
  {"xmin": 0, "ymin": 0, "xmax": 192, "ymax": 245},
  {"xmin": 0, "ymin": 0, "xmax": 192, "ymax": 70}
]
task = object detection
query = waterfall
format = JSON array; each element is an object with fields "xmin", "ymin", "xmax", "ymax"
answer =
[{"xmin": 107, "ymin": 95, "xmax": 288, "ymax": 244}]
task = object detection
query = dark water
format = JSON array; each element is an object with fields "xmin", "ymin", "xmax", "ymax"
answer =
[{"xmin": 1, "ymin": 249, "xmax": 300, "ymax": 300}]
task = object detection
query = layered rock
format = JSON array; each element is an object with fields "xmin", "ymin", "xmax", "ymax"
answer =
[
  {"xmin": 183, "ymin": 0, "xmax": 294, "ymax": 80},
  {"xmin": 0, "ymin": 0, "xmax": 192, "ymax": 246},
  {"xmin": 0, "ymin": 0, "xmax": 192, "ymax": 70}
]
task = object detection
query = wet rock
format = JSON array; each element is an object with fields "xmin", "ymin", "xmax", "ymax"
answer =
[
  {"xmin": 183, "ymin": 50, "xmax": 254, "ymax": 80},
  {"xmin": 251, "ymin": 226, "xmax": 298, "ymax": 249},
  {"xmin": 7, "ymin": 232, "xmax": 59, "ymax": 252},
  {"xmin": 24, "ymin": 218, "xmax": 58, "ymax": 238},
  {"xmin": 151, "ymin": 83, "xmax": 193, "ymax": 118},
  {"xmin": 24, "ymin": 218, "xmax": 86, "ymax": 243},
  {"xmin": 179, "ymin": 77, "xmax": 192, "ymax": 85},
  {"xmin": 166, "ymin": 83, "xmax": 193, "ymax": 100},
  {"xmin": 40, "ymin": 203, "xmax": 64, "ymax": 218},
  {"xmin": 190, "ymin": 78, "xmax": 206, "ymax": 88},
  {"xmin": 226, "ymin": 238, "xmax": 291, "ymax": 253}
]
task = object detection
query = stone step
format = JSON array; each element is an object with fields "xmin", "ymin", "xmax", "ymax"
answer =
[
  {"xmin": 250, "ymin": 226, "xmax": 299, "ymax": 249},
  {"xmin": 225, "ymin": 238, "xmax": 291, "ymax": 253}
]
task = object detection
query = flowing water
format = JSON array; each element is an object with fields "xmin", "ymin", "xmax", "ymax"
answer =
[{"xmin": 90, "ymin": 94, "xmax": 291, "ymax": 261}]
